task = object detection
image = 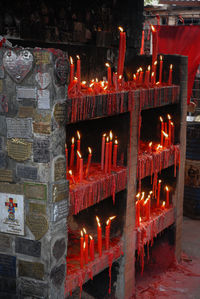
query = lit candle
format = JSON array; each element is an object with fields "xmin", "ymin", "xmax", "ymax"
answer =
[
  {"xmin": 160, "ymin": 116, "xmax": 164, "ymax": 147},
  {"xmin": 153, "ymin": 60, "xmax": 157, "ymax": 82},
  {"xmin": 161, "ymin": 201, "xmax": 166, "ymax": 210},
  {"xmin": 165, "ymin": 186, "xmax": 170, "ymax": 208},
  {"xmin": 159, "ymin": 55, "xmax": 163, "ymax": 84},
  {"xmin": 157, "ymin": 179, "xmax": 161, "ymax": 208},
  {"xmin": 151, "ymin": 25, "xmax": 158, "ymax": 68},
  {"xmin": 96, "ymin": 216, "xmax": 102, "ymax": 257},
  {"xmin": 105, "ymin": 216, "xmax": 116, "ymax": 250},
  {"xmin": 136, "ymin": 68, "xmax": 140, "ymax": 85},
  {"xmin": 139, "ymin": 67, "xmax": 144, "ymax": 85},
  {"xmin": 80, "ymin": 230, "xmax": 84, "ymax": 269},
  {"xmin": 148, "ymin": 141, "xmax": 152, "ymax": 154},
  {"xmin": 76, "ymin": 55, "xmax": 81, "ymax": 90},
  {"xmin": 85, "ymin": 147, "xmax": 92, "ymax": 178},
  {"xmin": 69, "ymin": 137, "xmax": 75, "ymax": 168},
  {"xmin": 105, "ymin": 63, "xmax": 112, "ymax": 89},
  {"xmin": 113, "ymin": 139, "xmax": 118, "ymax": 168},
  {"xmin": 108, "ymin": 131, "xmax": 113, "ymax": 174},
  {"xmin": 104, "ymin": 136, "xmax": 109, "ymax": 174},
  {"xmin": 117, "ymin": 27, "xmax": 126, "ymax": 77},
  {"xmin": 68, "ymin": 169, "xmax": 76, "ymax": 184},
  {"xmin": 171, "ymin": 122, "xmax": 175, "ymax": 144},
  {"xmin": 167, "ymin": 114, "xmax": 172, "ymax": 146},
  {"xmin": 162, "ymin": 131, "xmax": 169, "ymax": 148},
  {"xmin": 144, "ymin": 65, "xmax": 150, "ymax": 87},
  {"xmin": 83, "ymin": 228, "xmax": 88, "ymax": 264},
  {"xmin": 151, "ymin": 71, "xmax": 155, "ymax": 85},
  {"xmin": 101, "ymin": 133, "xmax": 106, "ymax": 170},
  {"xmin": 69, "ymin": 57, "xmax": 74, "ymax": 86},
  {"xmin": 140, "ymin": 30, "xmax": 144, "ymax": 55},
  {"xmin": 76, "ymin": 131, "xmax": 81, "ymax": 170},
  {"xmin": 140, "ymin": 192, "xmax": 145, "ymax": 216},
  {"xmin": 65, "ymin": 144, "xmax": 68, "ymax": 179},
  {"xmin": 168, "ymin": 64, "xmax": 173, "ymax": 85},
  {"xmin": 77, "ymin": 151, "xmax": 83, "ymax": 182},
  {"xmin": 89, "ymin": 235, "xmax": 94, "ymax": 261}
]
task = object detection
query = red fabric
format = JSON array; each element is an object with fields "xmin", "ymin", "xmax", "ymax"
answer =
[{"xmin": 156, "ymin": 25, "xmax": 200, "ymax": 104}]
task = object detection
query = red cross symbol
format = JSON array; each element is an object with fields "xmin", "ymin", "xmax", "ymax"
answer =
[{"xmin": 5, "ymin": 198, "xmax": 18, "ymax": 220}]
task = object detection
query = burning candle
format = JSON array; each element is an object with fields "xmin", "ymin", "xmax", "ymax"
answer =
[
  {"xmin": 96, "ymin": 216, "xmax": 102, "ymax": 257},
  {"xmin": 151, "ymin": 25, "xmax": 158, "ymax": 67},
  {"xmin": 159, "ymin": 55, "xmax": 163, "ymax": 84},
  {"xmin": 77, "ymin": 151, "xmax": 83, "ymax": 182},
  {"xmin": 105, "ymin": 216, "xmax": 116, "ymax": 250},
  {"xmin": 83, "ymin": 228, "xmax": 88, "ymax": 264},
  {"xmin": 165, "ymin": 186, "xmax": 170, "ymax": 208},
  {"xmin": 117, "ymin": 27, "xmax": 126, "ymax": 77},
  {"xmin": 157, "ymin": 179, "xmax": 161, "ymax": 208},
  {"xmin": 144, "ymin": 65, "xmax": 151, "ymax": 87},
  {"xmin": 160, "ymin": 116, "xmax": 164, "ymax": 147},
  {"xmin": 140, "ymin": 30, "xmax": 144, "ymax": 55},
  {"xmin": 168, "ymin": 64, "xmax": 173, "ymax": 85},
  {"xmin": 167, "ymin": 114, "xmax": 172, "ymax": 146},
  {"xmin": 161, "ymin": 201, "xmax": 166, "ymax": 210},
  {"xmin": 113, "ymin": 139, "xmax": 118, "ymax": 168},
  {"xmin": 69, "ymin": 57, "xmax": 74, "ymax": 86},
  {"xmin": 108, "ymin": 131, "xmax": 113, "ymax": 174},
  {"xmin": 69, "ymin": 170, "xmax": 76, "ymax": 184},
  {"xmin": 69, "ymin": 137, "xmax": 75, "ymax": 168},
  {"xmin": 105, "ymin": 136, "xmax": 109, "ymax": 174},
  {"xmin": 153, "ymin": 60, "xmax": 157, "ymax": 82},
  {"xmin": 76, "ymin": 131, "xmax": 81, "ymax": 170},
  {"xmin": 148, "ymin": 141, "xmax": 152, "ymax": 154},
  {"xmin": 65, "ymin": 144, "xmax": 68, "ymax": 179},
  {"xmin": 139, "ymin": 68, "xmax": 144, "ymax": 85},
  {"xmin": 162, "ymin": 131, "xmax": 169, "ymax": 148},
  {"xmin": 89, "ymin": 235, "xmax": 94, "ymax": 261},
  {"xmin": 171, "ymin": 122, "xmax": 175, "ymax": 144},
  {"xmin": 80, "ymin": 230, "xmax": 84, "ymax": 269},
  {"xmin": 136, "ymin": 68, "xmax": 140, "ymax": 85},
  {"xmin": 101, "ymin": 133, "xmax": 106, "ymax": 170},
  {"xmin": 105, "ymin": 63, "xmax": 112, "ymax": 89},
  {"xmin": 151, "ymin": 71, "xmax": 155, "ymax": 85},
  {"xmin": 85, "ymin": 147, "xmax": 92, "ymax": 178},
  {"xmin": 76, "ymin": 55, "xmax": 81, "ymax": 89}
]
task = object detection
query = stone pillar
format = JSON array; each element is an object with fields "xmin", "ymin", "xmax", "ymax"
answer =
[{"xmin": 0, "ymin": 47, "xmax": 69, "ymax": 298}]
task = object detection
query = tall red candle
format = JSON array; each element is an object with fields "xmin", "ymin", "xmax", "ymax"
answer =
[
  {"xmin": 104, "ymin": 136, "xmax": 109, "ymax": 174},
  {"xmin": 157, "ymin": 179, "xmax": 161, "ymax": 208},
  {"xmin": 106, "ymin": 63, "xmax": 112, "ymax": 89},
  {"xmin": 161, "ymin": 201, "xmax": 166, "ymax": 210},
  {"xmin": 101, "ymin": 133, "xmax": 106, "ymax": 170},
  {"xmin": 96, "ymin": 216, "xmax": 102, "ymax": 257},
  {"xmin": 136, "ymin": 68, "xmax": 140, "ymax": 85},
  {"xmin": 80, "ymin": 230, "xmax": 84, "ymax": 269},
  {"xmin": 77, "ymin": 151, "xmax": 83, "ymax": 182},
  {"xmin": 144, "ymin": 65, "xmax": 150, "ymax": 87},
  {"xmin": 83, "ymin": 228, "xmax": 88, "ymax": 264},
  {"xmin": 89, "ymin": 235, "xmax": 94, "ymax": 261},
  {"xmin": 69, "ymin": 169, "xmax": 76, "ymax": 184},
  {"xmin": 139, "ymin": 68, "xmax": 144, "ymax": 85},
  {"xmin": 159, "ymin": 55, "xmax": 163, "ymax": 84},
  {"xmin": 135, "ymin": 200, "xmax": 140, "ymax": 227},
  {"xmin": 171, "ymin": 122, "xmax": 175, "ymax": 144},
  {"xmin": 167, "ymin": 114, "xmax": 172, "ymax": 146},
  {"xmin": 140, "ymin": 30, "xmax": 144, "ymax": 55},
  {"xmin": 117, "ymin": 27, "xmax": 126, "ymax": 77},
  {"xmin": 153, "ymin": 60, "xmax": 157, "ymax": 82},
  {"xmin": 69, "ymin": 57, "xmax": 74, "ymax": 85},
  {"xmin": 151, "ymin": 71, "xmax": 155, "ymax": 85},
  {"xmin": 76, "ymin": 55, "xmax": 81, "ymax": 89},
  {"xmin": 105, "ymin": 220, "xmax": 110, "ymax": 250},
  {"xmin": 113, "ymin": 139, "xmax": 118, "ymax": 168},
  {"xmin": 69, "ymin": 137, "xmax": 75, "ymax": 168},
  {"xmin": 108, "ymin": 131, "xmax": 113, "ymax": 174},
  {"xmin": 65, "ymin": 144, "xmax": 68, "ymax": 179},
  {"xmin": 144, "ymin": 196, "xmax": 150, "ymax": 221},
  {"xmin": 76, "ymin": 131, "xmax": 81, "ymax": 170},
  {"xmin": 168, "ymin": 64, "xmax": 173, "ymax": 85},
  {"xmin": 151, "ymin": 25, "xmax": 158, "ymax": 67},
  {"xmin": 85, "ymin": 147, "xmax": 92, "ymax": 178},
  {"xmin": 165, "ymin": 186, "xmax": 170, "ymax": 208}
]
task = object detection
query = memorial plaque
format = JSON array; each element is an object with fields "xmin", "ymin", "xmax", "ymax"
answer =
[
  {"xmin": 55, "ymin": 56, "xmax": 69, "ymax": 85},
  {"xmin": 53, "ymin": 181, "xmax": 68, "ymax": 202},
  {"xmin": 6, "ymin": 118, "xmax": 32, "ymax": 139},
  {"xmin": 50, "ymin": 264, "xmax": 65, "ymax": 287},
  {"xmin": 33, "ymin": 138, "xmax": 50, "ymax": 163},
  {"xmin": 0, "ymin": 169, "xmax": 13, "ymax": 182},
  {"xmin": 53, "ymin": 102, "xmax": 67, "ymax": 126},
  {"xmin": 34, "ymin": 51, "xmax": 50, "ymax": 65},
  {"xmin": 0, "ymin": 65, "xmax": 4, "ymax": 78},
  {"xmin": 18, "ymin": 106, "xmax": 35, "ymax": 118},
  {"xmin": 0, "ymin": 115, "xmax": 7, "ymax": 136},
  {"xmin": 18, "ymin": 260, "xmax": 44, "ymax": 280},
  {"xmin": 35, "ymin": 72, "xmax": 51, "ymax": 89},
  {"xmin": 54, "ymin": 157, "xmax": 66, "ymax": 181},
  {"xmin": 16, "ymin": 86, "xmax": 37, "ymax": 100},
  {"xmin": 29, "ymin": 202, "xmax": 46, "ymax": 215},
  {"xmin": 34, "ymin": 111, "xmax": 51, "ymax": 123},
  {"xmin": 0, "ymin": 183, "xmax": 23, "ymax": 194},
  {"xmin": 33, "ymin": 122, "xmax": 51, "ymax": 135},
  {"xmin": 3, "ymin": 50, "xmax": 33, "ymax": 83},
  {"xmin": 24, "ymin": 182, "xmax": 47, "ymax": 200},
  {"xmin": 52, "ymin": 238, "xmax": 66, "ymax": 261},
  {"xmin": 0, "ymin": 253, "xmax": 16, "ymax": 277},
  {"xmin": 0, "ymin": 151, "xmax": 7, "ymax": 168},
  {"xmin": 52, "ymin": 200, "xmax": 68, "ymax": 222},
  {"xmin": 0, "ymin": 192, "xmax": 24, "ymax": 235},
  {"xmin": 19, "ymin": 278, "xmax": 47, "ymax": 298},
  {"xmin": 0, "ymin": 136, "xmax": 4, "ymax": 150},
  {"xmin": 7, "ymin": 139, "xmax": 32, "ymax": 161},
  {"xmin": 15, "ymin": 237, "xmax": 41, "ymax": 257},
  {"xmin": 0, "ymin": 234, "xmax": 11, "ymax": 250},
  {"xmin": 16, "ymin": 164, "xmax": 37, "ymax": 180},
  {"xmin": 37, "ymin": 89, "xmax": 50, "ymax": 109},
  {"xmin": 26, "ymin": 213, "xmax": 48, "ymax": 240}
]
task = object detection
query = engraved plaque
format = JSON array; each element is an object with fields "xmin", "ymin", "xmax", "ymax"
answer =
[
  {"xmin": 33, "ymin": 138, "xmax": 50, "ymax": 163},
  {"xmin": 33, "ymin": 122, "xmax": 51, "ymax": 134},
  {"xmin": 26, "ymin": 213, "xmax": 48, "ymax": 240},
  {"xmin": 0, "ymin": 234, "xmax": 11, "ymax": 250},
  {"xmin": 0, "ymin": 151, "xmax": 7, "ymax": 168},
  {"xmin": 50, "ymin": 264, "xmax": 65, "ymax": 287},
  {"xmin": 29, "ymin": 202, "xmax": 46, "ymax": 215},
  {"xmin": 6, "ymin": 118, "xmax": 32, "ymax": 139},
  {"xmin": 3, "ymin": 50, "xmax": 33, "ymax": 83},
  {"xmin": 0, "ymin": 115, "xmax": 7, "ymax": 136},
  {"xmin": 53, "ymin": 102, "xmax": 67, "ymax": 126},
  {"xmin": 35, "ymin": 72, "xmax": 51, "ymax": 89},
  {"xmin": 0, "ymin": 192, "xmax": 24, "ymax": 235},
  {"xmin": 19, "ymin": 278, "xmax": 47, "ymax": 298},
  {"xmin": 18, "ymin": 260, "xmax": 44, "ymax": 280},
  {"xmin": 24, "ymin": 182, "xmax": 47, "ymax": 200},
  {"xmin": 7, "ymin": 139, "xmax": 32, "ymax": 161},
  {"xmin": 0, "ymin": 254, "xmax": 16, "ymax": 278},
  {"xmin": 18, "ymin": 106, "xmax": 35, "ymax": 118},
  {"xmin": 34, "ymin": 111, "xmax": 51, "ymax": 123},
  {"xmin": 54, "ymin": 157, "xmax": 66, "ymax": 181},
  {"xmin": 52, "ymin": 238, "xmax": 66, "ymax": 261},
  {"xmin": 53, "ymin": 181, "xmax": 68, "ymax": 202},
  {"xmin": 16, "ymin": 164, "xmax": 38, "ymax": 180},
  {"xmin": 0, "ymin": 183, "xmax": 23, "ymax": 194},
  {"xmin": 0, "ymin": 169, "xmax": 13, "ymax": 182},
  {"xmin": 52, "ymin": 200, "xmax": 68, "ymax": 222},
  {"xmin": 37, "ymin": 89, "xmax": 50, "ymax": 109},
  {"xmin": 55, "ymin": 56, "xmax": 69, "ymax": 85},
  {"xmin": 34, "ymin": 51, "xmax": 50, "ymax": 65},
  {"xmin": 15, "ymin": 237, "xmax": 41, "ymax": 257},
  {"xmin": 16, "ymin": 86, "xmax": 37, "ymax": 100}
]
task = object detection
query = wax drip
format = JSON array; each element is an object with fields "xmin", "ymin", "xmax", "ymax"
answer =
[
  {"xmin": 107, "ymin": 252, "xmax": 114, "ymax": 294},
  {"xmin": 78, "ymin": 271, "xmax": 86, "ymax": 299}
]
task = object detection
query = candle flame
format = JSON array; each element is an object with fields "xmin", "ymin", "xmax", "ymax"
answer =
[
  {"xmin": 141, "ymin": 192, "xmax": 145, "ymax": 200},
  {"xmin": 77, "ymin": 151, "xmax": 82, "ymax": 158},
  {"xmin": 103, "ymin": 133, "xmax": 106, "ymax": 137},
  {"xmin": 95, "ymin": 78, "xmax": 98, "ymax": 82},
  {"xmin": 171, "ymin": 121, "xmax": 174, "ymax": 126},
  {"xmin": 149, "ymin": 141, "xmax": 152, "ymax": 147},
  {"xmin": 160, "ymin": 116, "xmax": 163, "ymax": 122},
  {"xmin": 82, "ymin": 81, "xmax": 86, "ymax": 85},
  {"xmin": 159, "ymin": 179, "xmax": 162, "ymax": 183},
  {"xmin": 106, "ymin": 136, "xmax": 109, "ymax": 142},
  {"xmin": 109, "ymin": 216, "xmax": 116, "ymax": 221},
  {"xmin": 81, "ymin": 230, "xmax": 83, "ymax": 237},
  {"xmin": 165, "ymin": 186, "xmax": 169, "ymax": 192},
  {"xmin": 105, "ymin": 62, "xmax": 110, "ymax": 68},
  {"xmin": 77, "ymin": 130, "xmax": 81, "ymax": 140},
  {"xmin": 148, "ymin": 65, "xmax": 151, "ymax": 71},
  {"xmin": 156, "ymin": 144, "xmax": 162, "ymax": 151},
  {"xmin": 109, "ymin": 131, "xmax": 113, "ymax": 140},
  {"xmin": 162, "ymin": 201, "xmax": 166, "ymax": 207},
  {"xmin": 89, "ymin": 83, "xmax": 94, "ymax": 87},
  {"xmin": 96, "ymin": 216, "xmax": 101, "ymax": 227},
  {"xmin": 106, "ymin": 219, "xmax": 110, "ymax": 225},
  {"xmin": 72, "ymin": 137, "xmax": 75, "ymax": 144},
  {"xmin": 149, "ymin": 190, "xmax": 153, "ymax": 195},
  {"xmin": 74, "ymin": 76, "xmax": 77, "ymax": 81},
  {"xmin": 70, "ymin": 56, "xmax": 73, "ymax": 64},
  {"xmin": 114, "ymin": 139, "xmax": 118, "ymax": 145},
  {"xmin": 83, "ymin": 241, "xmax": 86, "ymax": 249},
  {"xmin": 151, "ymin": 72, "xmax": 154, "ymax": 77},
  {"xmin": 69, "ymin": 170, "xmax": 73, "ymax": 176},
  {"xmin": 89, "ymin": 235, "xmax": 93, "ymax": 240},
  {"xmin": 151, "ymin": 25, "xmax": 156, "ymax": 32},
  {"xmin": 136, "ymin": 192, "xmax": 140, "ymax": 198},
  {"xmin": 170, "ymin": 64, "xmax": 173, "ymax": 70},
  {"xmin": 154, "ymin": 60, "xmax": 157, "ymax": 66},
  {"xmin": 119, "ymin": 75, "xmax": 122, "ymax": 80},
  {"xmin": 139, "ymin": 217, "xmax": 142, "ymax": 223},
  {"xmin": 118, "ymin": 26, "xmax": 124, "ymax": 32},
  {"xmin": 88, "ymin": 147, "xmax": 92, "ymax": 154},
  {"xmin": 137, "ymin": 68, "xmax": 140, "ymax": 73},
  {"xmin": 76, "ymin": 55, "xmax": 80, "ymax": 60},
  {"xmin": 83, "ymin": 227, "xmax": 87, "ymax": 234},
  {"xmin": 160, "ymin": 55, "xmax": 163, "ymax": 61},
  {"xmin": 133, "ymin": 74, "xmax": 136, "ymax": 80},
  {"xmin": 167, "ymin": 114, "xmax": 171, "ymax": 120},
  {"xmin": 162, "ymin": 131, "xmax": 168, "ymax": 138}
]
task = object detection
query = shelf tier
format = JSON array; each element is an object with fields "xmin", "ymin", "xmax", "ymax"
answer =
[
  {"xmin": 65, "ymin": 239, "xmax": 123, "ymax": 296},
  {"xmin": 66, "ymin": 85, "xmax": 179, "ymax": 124},
  {"xmin": 69, "ymin": 165, "xmax": 127, "ymax": 215},
  {"xmin": 136, "ymin": 207, "xmax": 175, "ymax": 250}
]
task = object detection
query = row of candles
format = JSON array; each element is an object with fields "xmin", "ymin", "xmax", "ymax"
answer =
[
  {"xmin": 101, "ymin": 131, "xmax": 118, "ymax": 173},
  {"xmin": 80, "ymin": 216, "xmax": 116, "ymax": 268},
  {"xmin": 159, "ymin": 114, "xmax": 175, "ymax": 147},
  {"xmin": 135, "ymin": 181, "xmax": 171, "ymax": 227}
]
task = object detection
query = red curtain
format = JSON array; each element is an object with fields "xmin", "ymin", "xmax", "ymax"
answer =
[{"xmin": 156, "ymin": 25, "xmax": 200, "ymax": 104}]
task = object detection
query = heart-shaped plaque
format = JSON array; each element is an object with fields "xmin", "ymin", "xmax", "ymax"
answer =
[
  {"xmin": 35, "ymin": 72, "xmax": 51, "ymax": 89},
  {"xmin": 3, "ymin": 50, "xmax": 33, "ymax": 83},
  {"xmin": 26, "ymin": 213, "xmax": 48, "ymax": 240}
]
